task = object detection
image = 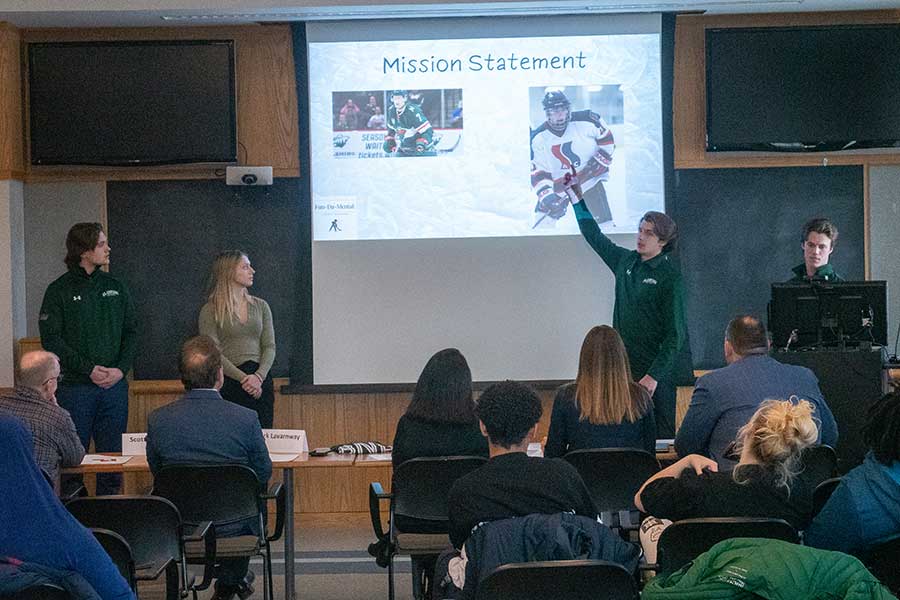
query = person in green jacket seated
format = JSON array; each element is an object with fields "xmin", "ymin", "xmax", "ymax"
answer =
[{"xmin": 790, "ymin": 217, "xmax": 843, "ymax": 282}]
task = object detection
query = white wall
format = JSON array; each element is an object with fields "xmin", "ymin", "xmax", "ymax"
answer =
[
  {"xmin": 0, "ymin": 180, "xmax": 25, "ymax": 386},
  {"xmin": 869, "ymin": 166, "xmax": 900, "ymax": 358}
]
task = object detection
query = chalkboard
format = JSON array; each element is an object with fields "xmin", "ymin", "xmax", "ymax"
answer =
[
  {"xmin": 672, "ymin": 166, "xmax": 864, "ymax": 370},
  {"xmin": 107, "ymin": 179, "xmax": 309, "ymax": 379}
]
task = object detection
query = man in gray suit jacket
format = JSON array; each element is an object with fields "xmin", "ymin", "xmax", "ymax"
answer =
[
  {"xmin": 675, "ymin": 315, "xmax": 838, "ymax": 470},
  {"xmin": 147, "ymin": 336, "xmax": 271, "ymax": 600}
]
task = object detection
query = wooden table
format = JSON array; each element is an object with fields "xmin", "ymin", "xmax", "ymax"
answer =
[{"xmin": 64, "ymin": 452, "xmax": 357, "ymax": 600}]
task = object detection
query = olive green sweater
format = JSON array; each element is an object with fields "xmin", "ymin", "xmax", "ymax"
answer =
[{"xmin": 199, "ymin": 297, "xmax": 276, "ymax": 382}]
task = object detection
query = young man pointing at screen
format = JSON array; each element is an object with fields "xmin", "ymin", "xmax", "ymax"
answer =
[{"xmin": 565, "ymin": 175, "xmax": 686, "ymax": 438}]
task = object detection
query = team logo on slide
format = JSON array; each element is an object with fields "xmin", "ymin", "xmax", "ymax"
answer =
[
  {"xmin": 333, "ymin": 134, "xmax": 350, "ymax": 148},
  {"xmin": 550, "ymin": 142, "xmax": 581, "ymax": 170}
]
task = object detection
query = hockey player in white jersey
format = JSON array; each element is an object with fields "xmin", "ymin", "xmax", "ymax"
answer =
[{"xmin": 530, "ymin": 90, "xmax": 615, "ymax": 227}]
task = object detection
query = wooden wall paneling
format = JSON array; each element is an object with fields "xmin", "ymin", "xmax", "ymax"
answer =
[
  {"xmin": 235, "ymin": 25, "xmax": 300, "ymax": 177},
  {"xmin": 674, "ymin": 11, "xmax": 900, "ymax": 169},
  {"xmin": 0, "ymin": 23, "xmax": 23, "ymax": 180},
  {"xmin": 20, "ymin": 25, "xmax": 299, "ymax": 182}
]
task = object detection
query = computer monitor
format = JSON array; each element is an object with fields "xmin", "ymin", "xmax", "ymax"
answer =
[{"xmin": 769, "ymin": 281, "xmax": 888, "ymax": 350}]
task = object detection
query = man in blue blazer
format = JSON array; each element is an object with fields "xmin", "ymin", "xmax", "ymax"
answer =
[
  {"xmin": 675, "ymin": 315, "xmax": 838, "ymax": 470},
  {"xmin": 147, "ymin": 335, "xmax": 271, "ymax": 600}
]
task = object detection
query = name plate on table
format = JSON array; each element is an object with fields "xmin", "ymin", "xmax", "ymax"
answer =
[
  {"xmin": 122, "ymin": 433, "xmax": 147, "ymax": 456},
  {"xmin": 262, "ymin": 429, "xmax": 309, "ymax": 454}
]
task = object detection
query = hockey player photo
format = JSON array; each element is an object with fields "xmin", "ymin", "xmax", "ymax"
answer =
[
  {"xmin": 383, "ymin": 89, "xmax": 436, "ymax": 157},
  {"xmin": 530, "ymin": 87, "xmax": 619, "ymax": 228}
]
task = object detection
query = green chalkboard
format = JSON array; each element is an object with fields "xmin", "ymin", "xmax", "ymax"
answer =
[
  {"xmin": 107, "ymin": 178, "xmax": 310, "ymax": 379},
  {"xmin": 672, "ymin": 166, "xmax": 864, "ymax": 369}
]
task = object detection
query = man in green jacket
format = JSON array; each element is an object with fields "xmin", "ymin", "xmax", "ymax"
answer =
[
  {"xmin": 790, "ymin": 217, "xmax": 843, "ymax": 282},
  {"xmin": 568, "ymin": 179, "xmax": 686, "ymax": 438},
  {"xmin": 38, "ymin": 223, "xmax": 137, "ymax": 495}
]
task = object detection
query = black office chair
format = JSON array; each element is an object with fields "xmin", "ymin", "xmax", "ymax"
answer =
[
  {"xmin": 68, "ymin": 495, "xmax": 215, "ymax": 600},
  {"xmin": 811, "ymin": 476, "xmax": 842, "ymax": 518},
  {"xmin": 90, "ymin": 528, "xmax": 137, "ymax": 591},
  {"xmin": 563, "ymin": 448, "xmax": 660, "ymax": 530},
  {"xmin": 476, "ymin": 560, "xmax": 639, "ymax": 600},
  {"xmin": 798, "ymin": 445, "xmax": 838, "ymax": 481},
  {"xmin": 863, "ymin": 535, "xmax": 900, "ymax": 594},
  {"xmin": 151, "ymin": 464, "xmax": 284, "ymax": 600},
  {"xmin": 655, "ymin": 517, "xmax": 799, "ymax": 575},
  {"xmin": 369, "ymin": 455, "xmax": 488, "ymax": 600},
  {"xmin": 0, "ymin": 584, "xmax": 73, "ymax": 600}
]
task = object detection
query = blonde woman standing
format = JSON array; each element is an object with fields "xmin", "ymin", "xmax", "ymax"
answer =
[
  {"xmin": 545, "ymin": 325, "xmax": 656, "ymax": 457},
  {"xmin": 199, "ymin": 251, "xmax": 276, "ymax": 428}
]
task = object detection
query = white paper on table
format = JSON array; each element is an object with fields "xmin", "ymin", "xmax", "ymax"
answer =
[
  {"xmin": 365, "ymin": 453, "xmax": 392, "ymax": 461},
  {"xmin": 122, "ymin": 433, "xmax": 147, "ymax": 456},
  {"xmin": 527, "ymin": 442, "xmax": 543, "ymax": 457},
  {"xmin": 269, "ymin": 453, "xmax": 300, "ymax": 463},
  {"xmin": 81, "ymin": 454, "xmax": 132, "ymax": 465},
  {"xmin": 262, "ymin": 429, "xmax": 309, "ymax": 453}
]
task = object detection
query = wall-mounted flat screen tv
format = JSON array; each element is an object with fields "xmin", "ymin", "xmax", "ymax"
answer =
[
  {"xmin": 706, "ymin": 25, "xmax": 900, "ymax": 152},
  {"xmin": 28, "ymin": 40, "xmax": 237, "ymax": 166}
]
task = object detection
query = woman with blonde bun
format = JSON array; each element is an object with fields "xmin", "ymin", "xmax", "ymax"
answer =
[{"xmin": 635, "ymin": 398, "xmax": 818, "ymax": 529}]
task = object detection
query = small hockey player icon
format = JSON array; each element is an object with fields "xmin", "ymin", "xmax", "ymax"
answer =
[{"xmin": 329, "ymin": 219, "xmax": 341, "ymax": 232}]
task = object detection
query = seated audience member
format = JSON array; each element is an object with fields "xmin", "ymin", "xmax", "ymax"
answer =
[
  {"xmin": 636, "ymin": 399, "xmax": 818, "ymax": 530},
  {"xmin": 391, "ymin": 348, "xmax": 488, "ymax": 468},
  {"xmin": 447, "ymin": 380, "xmax": 596, "ymax": 548},
  {"xmin": 146, "ymin": 336, "xmax": 272, "ymax": 600},
  {"xmin": 805, "ymin": 387, "xmax": 900, "ymax": 555},
  {"xmin": 0, "ymin": 351, "xmax": 84, "ymax": 489},
  {"xmin": 0, "ymin": 415, "xmax": 133, "ymax": 599},
  {"xmin": 545, "ymin": 325, "xmax": 655, "ymax": 457},
  {"xmin": 675, "ymin": 315, "xmax": 838, "ymax": 470}
]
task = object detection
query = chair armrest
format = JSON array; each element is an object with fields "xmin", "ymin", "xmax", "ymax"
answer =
[
  {"xmin": 59, "ymin": 483, "xmax": 87, "ymax": 504},
  {"xmin": 182, "ymin": 522, "xmax": 216, "ymax": 591},
  {"xmin": 261, "ymin": 481, "xmax": 285, "ymax": 542},
  {"xmin": 183, "ymin": 520, "xmax": 213, "ymax": 543},
  {"xmin": 135, "ymin": 558, "xmax": 174, "ymax": 581},
  {"xmin": 369, "ymin": 482, "xmax": 392, "ymax": 541}
]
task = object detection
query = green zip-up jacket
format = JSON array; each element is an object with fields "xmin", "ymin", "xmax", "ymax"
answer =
[
  {"xmin": 574, "ymin": 201, "xmax": 687, "ymax": 382},
  {"xmin": 643, "ymin": 537, "xmax": 896, "ymax": 600},
  {"xmin": 38, "ymin": 267, "xmax": 138, "ymax": 385},
  {"xmin": 789, "ymin": 263, "xmax": 844, "ymax": 283}
]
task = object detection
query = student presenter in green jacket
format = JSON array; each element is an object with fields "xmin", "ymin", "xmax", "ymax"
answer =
[
  {"xmin": 38, "ymin": 223, "xmax": 137, "ymax": 495},
  {"xmin": 565, "ymin": 176, "xmax": 686, "ymax": 438},
  {"xmin": 789, "ymin": 217, "xmax": 843, "ymax": 282}
]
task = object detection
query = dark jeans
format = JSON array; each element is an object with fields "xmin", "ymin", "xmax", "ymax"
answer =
[
  {"xmin": 220, "ymin": 361, "xmax": 274, "ymax": 429},
  {"xmin": 57, "ymin": 379, "xmax": 128, "ymax": 495},
  {"xmin": 214, "ymin": 518, "xmax": 259, "ymax": 585},
  {"xmin": 652, "ymin": 378, "xmax": 676, "ymax": 439}
]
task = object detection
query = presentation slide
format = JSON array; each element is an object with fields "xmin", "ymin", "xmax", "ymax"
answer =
[
  {"xmin": 309, "ymin": 27, "xmax": 663, "ymax": 241},
  {"xmin": 307, "ymin": 16, "xmax": 666, "ymax": 385}
]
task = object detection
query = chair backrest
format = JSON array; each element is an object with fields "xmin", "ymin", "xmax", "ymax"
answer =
[
  {"xmin": 91, "ymin": 527, "xmax": 137, "ymax": 590},
  {"xmin": 475, "ymin": 560, "xmax": 638, "ymax": 600},
  {"xmin": 657, "ymin": 517, "xmax": 799, "ymax": 574},
  {"xmin": 863, "ymin": 535, "xmax": 900, "ymax": 594},
  {"xmin": 67, "ymin": 495, "xmax": 184, "ymax": 564},
  {"xmin": 811, "ymin": 476, "xmax": 842, "ymax": 517},
  {"xmin": 151, "ymin": 464, "xmax": 261, "ymax": 528},
  {"xmin": 796, "ymin": 445, "xmax": 838, "ymax": 488},
  {"xmin": 392, "ymin": 456, "xmax": 488, "ymax": 524},
  {"xmin": 563, "ymin": 448, "xmax": 660, "ymax": 513}
]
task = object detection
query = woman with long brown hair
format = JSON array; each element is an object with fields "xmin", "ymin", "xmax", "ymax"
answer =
[
  {"xmin": 544, "ymin": 325, "xmax": 655, "ymax": 457},
  {"xmin": 199, "ymin": 250, "xmax": 276, "ymax": 428}
]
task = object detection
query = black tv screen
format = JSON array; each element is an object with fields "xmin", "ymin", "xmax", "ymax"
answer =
[
  {"xmin": 769, "ymin": 281, "xmax": 888, "ymax": 350},
  {"xmin": 706, "ymin": 25, "xmax": 900, "ymax": 152},
  {"xmin": 28, "ymin": 40, "xmax": 237, "ymax": 166}
]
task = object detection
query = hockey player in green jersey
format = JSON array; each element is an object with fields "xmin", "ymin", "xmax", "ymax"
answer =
[{"xmin": 383, "ymin": 90, "xmax": 435, "ymax": 156}]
